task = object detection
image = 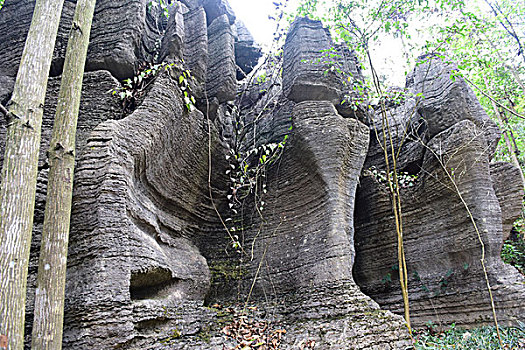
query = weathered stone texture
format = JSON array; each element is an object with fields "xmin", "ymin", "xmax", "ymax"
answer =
[
  {"xmin": 0, "ymin": 70, "xmax": 122, "ymax": 346},
  {"xmin": 183, "ymin": 6, "xmax": 208, "ymax": 90},
  {"xmin": 0, "ymin": 0, "xmax": 524, "ymax": 347},
  {"xmin": 491, "ymin": 162, "xmax": 525, "ymax": 241},
  {"xmin": 243, "ymin": 101, "xmax": 369, "ymax": 294},
  {"xmin": 0, "ymin": 0, "xmax": 163, "ymax": 81},
  {"xmin": 233, "ymin": 20, "xmax": 262, "ymax": 79},
  {"xmin": 409, "ymin": 55, "xmax": 501, "ymax": 155},
  {"xmin": 159, "ymin": 3, "xmax": 186, "ymax": 63},
  {"xmin": 63, "ymin": 72, "xmax": 228, "ymax": 348},
  {"xmin": 354, "ymin": 58, "xmax": 525, "ymax": 328},
  {"xmin": 211, "ymin": 17, "xmax": 412, "ymax": 346},
  {"xmin": 0, "ymin": 70, "xmax": 121, "ymax": 177},
  {"xmin": 206, "ymin": 14, "xmax": 237, "ymax": 102},
  {"xmin": 364, "ymin": 98, "xmax": 427, "ymax": 174},
  {"xmin": 283, "ymin": 17, "xmax": 345, "ymax": 103},
  {"xmin": 201, "ymin": 0, "xmax": 236, "ymax": 25}
]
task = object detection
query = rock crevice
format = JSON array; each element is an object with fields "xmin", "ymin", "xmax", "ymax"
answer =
[{"xmin": 0, "ymin": 1, "xmax": 523, "ymax": 348}]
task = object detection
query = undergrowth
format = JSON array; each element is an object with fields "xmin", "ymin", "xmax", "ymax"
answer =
[
  {"xmin": 414, "ymin": 323, "xmax": 525, "ymax": 349},
  {"xmin": 501, "ymin": 217, "xmax": 525, "ymax": 275}
]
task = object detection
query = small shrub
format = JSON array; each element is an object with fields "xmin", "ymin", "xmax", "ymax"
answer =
[
  {"xmin": 501, "ymin": 217, "xmax": 525, "ymax": 275},
  {"xmin": 501, "ymin": 237, "xmax": 525, "ymax": 275},
  {"xmin": 414, "ymin": 323, "xmax": 525, "ymax": 349}
]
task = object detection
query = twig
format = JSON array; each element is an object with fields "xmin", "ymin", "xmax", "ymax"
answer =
[
  {"xmin": 365, "ymin": 46, "xmax": 412, "ymax": 338},
  {"xmin": 463, "ymin": 75, "xmax": 525, "ymax": 120},
  {"xmin": 422, "ymin": 140, "xmax": 503, "ymax": 347},
  {"xmin": 205, "ymin": 89, "xmax": 247, "ymax": 257},
  {"xmin": 0, "ymin": 104, "xmax": 7, "ymax": 116}
]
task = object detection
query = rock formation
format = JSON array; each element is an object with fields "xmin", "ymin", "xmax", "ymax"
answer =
[
  {"xmin": 0, "ymin": 0, "xmax": 523, "ymax": 349},
  {"xmin": 354, "ymin": 56, "xmax": 525, "ymax": 328}
]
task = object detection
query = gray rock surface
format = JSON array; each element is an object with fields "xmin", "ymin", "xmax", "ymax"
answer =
[
  {"xmin": 0, "ymin": 0, "xmax": 164, "ymax": 81},
  {"xmin": 354, "ymin": 71, "xmax": 525, "ymax": 327},
  {"xmin": 183, "ymin": 6, "xmax": 208, "ymax": 93},
  {"xmin": 159, "ymin": 2, "xmax": 186, "ymax": 63},
  {"xmin": 409, "ymin": 55, "xmax": 501, "ymax": 156},
  {"xmin": 0, "ymin": 71, "xmax": 121, "ymax": 171},
  {"xmin": 233, "ymin": 20, "xmax": 262, "ymax": 79},
  {"xmin": 206, "ymin": 14, "xmax": 237, "ymax": 102},
  {"xmin": 0, "ymin": 0, "xmax": 523, "ymax": 347},
  {"xmin": 283, "ymin": 17, "xmax": 345, "ymax": 103},
  {"xmin": 354, "ymin": 48, "xmax": 525, "ymax": 329},
  {"xmin": 364, "ymin": 98, "xmax": 427, "ymax": 174},
  {"xmin": 232, "ymin": 100, "xmax": 370, "ymax": 296},
  {"xmin": 63, "ymin": 72, "xmax": 222, "ymax": 348},
  {"xmin": 201, "ymin": 0, "xmax": 236, "ymax": 25},
  {"xmin": 0, "ymin": 70, "xmax": 122, "ymax": 346},
  {"xmin": 491, "ymin": 162, "xmax": 525, "ymax": 241}
]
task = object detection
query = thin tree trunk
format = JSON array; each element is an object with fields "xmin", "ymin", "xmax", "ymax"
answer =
[
  {"xmin": 30, "ymin": 0, "xmax": 97, "ymax": 348},
  {"xmin": 482, "ymin": 32, "xmax": 525, "ymax": 92},
  {"xmin": 483, "ymin": 0, "xmax": 525, "ymax": 65},
  {"xmin": 0, "ymin": 1, "xmax": 65, "ymax": 349},
  {"xmin": 495, "ymin": 106, "xmax": 525, "ymax": 188},
  {"xmin": 482, "ymin": 74, "xmax": 525, "ymax": 189}
]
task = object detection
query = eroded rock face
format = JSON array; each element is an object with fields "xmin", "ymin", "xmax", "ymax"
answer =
[
  {"xmin": 0, "ymin": 70, "xmax": 122, "ymax": 346},
  {"xmin": 283, "ymin": 17, "xmax": 345, "ymax": 103},
  {"xmin": 63, "ymin": 72, "xmax": 223, "ymax": 348},
  {"xmin": 491, "ymin": 162, "xmax": 525, "ymax": 241},
  {"xmin": 206, "ymin": 14, "xmax": 236, "ymax": 102},
  {"xmin": 183, "ymin": 6, "xmax": 208, "ymax": 91},
  {"xmin": 0, "ymin": 0, "xmax": 163, "ymax": 81},
  {"xmin": 409, "ymin": 55, "xmax": 501, "ymax": 155},
  {"xmin": 234, "ymin": 20, "xmax": 262, "ymax": 79},
  {"xmin": 354, "ymin": 57, "xmax": 525, "ymax": 328},
  {"xmin": 217, "ymin": 17, "xmax": 412, "ymax": 349},
  {"xmin": 0, "ymin": 0, "xmax": 524, "ymax": 348}
]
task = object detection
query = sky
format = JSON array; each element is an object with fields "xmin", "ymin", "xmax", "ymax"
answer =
[
  {"xmin": 228, "ymin": 0, "xmax": 409, "ymax": 85},
  {"xmin": 229, "ymin": 0, "xmax": 300, "ymax": 50},
  {"xmin": 227, "ymin": 0, "xmax": 497, "ymax": 87}
]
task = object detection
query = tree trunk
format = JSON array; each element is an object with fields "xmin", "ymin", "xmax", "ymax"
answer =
[
  {"xmin": 482, "ymin": 74, "xmax": 525, "ymax": 189},
  {"xmin": 30, "ymin": 0, "xmax": 97, "ymax": 349},
  {"xmin": 483, "ymin": 32, "xmax": 525, "ymax": 92},
  {"xmin": 0, "ymin": 1, "xmax": 65, "ymax": 349}
]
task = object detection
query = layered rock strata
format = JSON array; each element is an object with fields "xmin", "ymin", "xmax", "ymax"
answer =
[
  {"xmin": 0, "ymin": 0, "xmax": 523, "ymax": 348},
  {"xmin": 353, "ymin": 56, "xmax": 525, "ymax": 328}
]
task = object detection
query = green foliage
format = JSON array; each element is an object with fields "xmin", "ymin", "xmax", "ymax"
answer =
[
  {"xmin": 413, "ymin": 1, "xmax": 525, "ymax": 174},
  {"xmin": 0, "ymin": 0, "xmax": 4, "ymax": 11},
  {"xmin": 367, "ymin": 166, "xmax": 418, "ymax": 188},
  {"xmin": 112, "ymin": 62, "xmax": 169, "ymax": 112},
  {"xmin": 148, "ymin": 0, "xmax": 175, "ymax": 19},
  {"xmin": 209, "ymin": 261, "xmax": 246, "ymax": 282},
  {"xmin": 160, "ymin": 328, "xmax": 182, "ymax": 345},
  {"xmin": 501, "ymin": 219, "xmax": 525, "ymax": 275},
  {"xmin": 381, "ymin": 265, "xmax": 399, "ymax": 285},
  {"xmin": 414, "ymin": 323, "xmax": 525, "ymax": 349},
  {"xmin": 437, "ymin": 268, "xmax": 454, "ymax": 295},
  {"xmin": 291, "ymin": 1, "xmax": 525, "ymax": 174},
  {"xmin": 224, "ymin": 133, "xmax": 289, "ymax": 250},
  {"xmin": 112, "ymin": 62, "xmax": 196, "ymax": 113},
  {"xmin": 255, "ymin": 72, "xmax": 268, "ymax": 85}
]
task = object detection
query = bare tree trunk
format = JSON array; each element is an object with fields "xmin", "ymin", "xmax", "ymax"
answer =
[
  {"xmin": 494, "ymin": 106, "xmax": 525, "ymax": 188},
  {"xmin": 0, "ymin": 1, "xmax": 65, "ymax": 349},
  {"xmin": 482, "ymin": 74, "xmax": 525, "ymax": 189},
  {"xmin": 483, "ymin": 33, "xmax": 525, "ymax": 92},
  {"xmin": 30, "ymin": 0, "xmax": 97, "ymax": 348},
  {"xmin": 483, "ymin": 0, "xmax": 525, "ymax": 65}
]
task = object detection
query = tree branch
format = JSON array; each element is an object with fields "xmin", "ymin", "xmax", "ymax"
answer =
[
  {"xmin": 483, "ymin": 0, "xmax": 525, "ymax": 61},
  {"xmin": 463, "ymin": 76, "xmax": 525, "ymax": 120},
  {"xmin": 0, "ymin": 104, "xmax": 7, "ymax": 116}
]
